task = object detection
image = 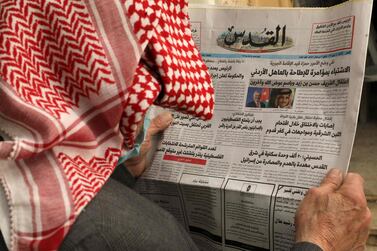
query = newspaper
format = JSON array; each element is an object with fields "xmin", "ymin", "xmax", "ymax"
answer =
[{"xmin": 135, "ymin": 1, "xmax": 373, "ymax": 250}]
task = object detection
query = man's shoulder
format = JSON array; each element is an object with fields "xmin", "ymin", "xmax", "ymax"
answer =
[{"xmin": 247, "ymin": 101, "xmax": 257, "ymax": 107}]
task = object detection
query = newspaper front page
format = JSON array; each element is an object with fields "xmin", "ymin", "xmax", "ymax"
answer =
[{"xmin": 135, "ymin": 1, "xmax": 373, "ymax": 250}]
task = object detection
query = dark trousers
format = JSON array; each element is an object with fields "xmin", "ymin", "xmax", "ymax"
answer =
[{"xmin": 0, "ymin": 168, "xmax": 199, "ymax": 251}]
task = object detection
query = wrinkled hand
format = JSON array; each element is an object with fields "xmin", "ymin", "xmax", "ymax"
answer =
[
  {"xmin": 125, "ymin": 112, "xmax": 173, "ymax": 177},
  {"xmin": 295, "ymin": 169, "xmax": 372, "ymax": 251}
]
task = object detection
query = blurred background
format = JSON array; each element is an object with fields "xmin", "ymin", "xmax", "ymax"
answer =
[{"xmin": 189, "ymin": 0, "xmax": 377, "ymax": 249}]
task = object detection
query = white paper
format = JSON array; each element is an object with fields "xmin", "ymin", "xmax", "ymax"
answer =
[{"xmin": 137, "ymin": 1, "xmax": 373, "ymax": 250}]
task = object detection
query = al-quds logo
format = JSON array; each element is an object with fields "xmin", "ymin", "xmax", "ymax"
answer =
[{"xmin": 217, "ymin": 25, "xmax": 293, "ymax": 53}]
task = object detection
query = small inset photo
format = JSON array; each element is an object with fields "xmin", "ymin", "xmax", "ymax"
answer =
[
  {"xmin": 269, "ymin": 88, "xmax": 296, "ymax": 109},
  {"xmin": 241, "ymin": 183, "xmax": 257, "ymax": 193},
  {"xmin": 245, "ymin": 87, "xmax": 270, "ymax": 108}
]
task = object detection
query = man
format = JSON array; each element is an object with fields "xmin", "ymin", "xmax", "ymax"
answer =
[
  {"xmin": 0, "ymin": 113, "xmax": 371, "ymax": 251},
  {"xmin": 0, "ymin": 0, "xmax": 370, "ymax": 250},
  {"xmin": 61, "ymin": 115, "xmax": 371, "ymax": 251},
  {"xmin": 247, "ymin": 90, "xmax": 266, "ymax": 108},
  {"xmin": 275, "ymin": 88, "xmax": 293, "ymax": 108},
  {"xmin": 294, "ymin": 169, "xmax": 371, "ymax": 251}
]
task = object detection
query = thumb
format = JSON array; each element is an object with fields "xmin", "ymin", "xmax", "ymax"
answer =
[
  {"xmin": 319, "ymin": 168, "xmax": 344, "ymax": 193},
  {"xmin": 147, "ymin": 112, "xmax": 173, "ymax": 136},
  {"xmin": 124, "ymin": 112, "xmax": 172, "ymax": 177}
]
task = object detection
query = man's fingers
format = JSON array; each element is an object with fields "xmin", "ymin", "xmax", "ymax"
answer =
[
  {"xmin": 341, "ymin": 172, "xmax": 365, "ymax": 190},
  {"xmin": 338, "ymin": 172, "xmax": 367, "ymax": 206},
  {"xmin": 124, "ymin": 112, "xmax": 172, "ymax": 177},
  {"xmin": 319, "ymin": 168, "xmax": 344, "ymax": 192},
  {"xmin": 353, "ymin": 207, "xmax": 372, "ymax": 251},
  {"xmin": 148, "ymin": 112, "xmax": 173, "ymax": 136}
]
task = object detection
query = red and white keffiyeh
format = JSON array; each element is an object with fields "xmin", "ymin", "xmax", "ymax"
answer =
[{"xmin": 0, "ymin": 0, "xmax": 214, "ymax": 250}]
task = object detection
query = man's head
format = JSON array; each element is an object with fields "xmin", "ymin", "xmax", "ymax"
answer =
[
  {"xmin": 253, "ymin": 91, "xmax": 261, "ymax": 103},
  {"xmin": 276, "ymin": 88, "xmax": 292, "ymax": 108}
]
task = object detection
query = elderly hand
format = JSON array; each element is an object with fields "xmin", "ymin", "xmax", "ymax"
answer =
[
  {"xmin": 124, "ymin": 112, "xmax": 173, "ymax": 177},
  {"xmin": 295, "ymin": 169, "xmax": 372, "ymax": 251}
]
